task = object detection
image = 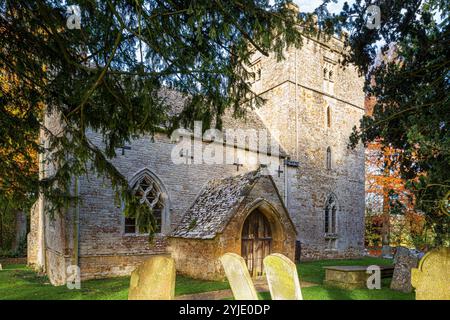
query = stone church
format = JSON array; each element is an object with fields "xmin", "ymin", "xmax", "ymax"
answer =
[{"xmin": 28, "ymin": 13, "xmax": 366, "ymax": 285}]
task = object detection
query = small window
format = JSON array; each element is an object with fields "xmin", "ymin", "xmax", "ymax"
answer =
[
  {"xmin": 323, "ymin": 68, "xmax": 328, "ymax": 80},
  {"xmin": 329, "ymin": 70, "xmax": 333, "ymax": 82},
  {"xmin": 256, "ymin": 68, "xmax": 261, "ymax": 81},
  {"xmin": 327, "ymin": 106, "xmax": 331, "ymax": 128},
  {"xmin": 326, "ymin": 147, "xmax": 332, "ymax": 170}
]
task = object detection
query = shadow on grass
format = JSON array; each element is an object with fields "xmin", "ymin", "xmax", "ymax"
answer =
[{"xmin": 0, "ymin": 264, "xmax": 230, "ymax": 300}]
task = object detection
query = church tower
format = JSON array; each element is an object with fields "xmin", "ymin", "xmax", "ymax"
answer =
[{"xmin": 248, "ymin": 4, "xmax": 366, "ymax": 258}]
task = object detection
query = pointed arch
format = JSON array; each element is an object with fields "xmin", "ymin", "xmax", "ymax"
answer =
[
  {"xmin": 324, "ymin": 193, "xmax": 338, "ymax": 234},
  {"xmin": 326, "ymin": 106, "xmax": 331, "ymax": 128},
  {"xmin": 125, "ymin": 168, "xmax": 171, "ymax": 234}
]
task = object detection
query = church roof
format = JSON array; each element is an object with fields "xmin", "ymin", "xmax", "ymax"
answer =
[
  {"xmin": 171, "ymin": 170, "xmax": 262, "ymax": 239},
  {"xmin": 158, "ymin": 88, "xmax": 289, "ymax": 158}
]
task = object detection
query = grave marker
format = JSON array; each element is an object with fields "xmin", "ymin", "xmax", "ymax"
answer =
[
  {"xmin": 263, "ymin": 253, "xmax": 303, "ymax": 300},
  {"xmin": 411, "ymin": 247, "xmax": 450, "ymax": 300},
  {"xmin": 220, "ymin": 253, "xmax": 258, "ymax": 300},
  {"xmin": 128, "ymin": 256, "xmax": 176, "ymax": 300}
]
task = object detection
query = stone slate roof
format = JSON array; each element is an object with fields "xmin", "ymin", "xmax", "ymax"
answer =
[{"xmin": 171, "ymin": 170, "xmax": 262, "ymax": 239}]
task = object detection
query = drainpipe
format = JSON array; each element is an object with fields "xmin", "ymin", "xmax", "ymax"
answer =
[
  {"xmin": 284, "ymin": 159, "xmax": 288, "ymax": 208},
  {"xmin": 295, "ymin": 47, "xmax": 299, "ymax": 160},
  {"xmin": 73, "ymin": 176, "xmax": 80, "ymax": 267}
]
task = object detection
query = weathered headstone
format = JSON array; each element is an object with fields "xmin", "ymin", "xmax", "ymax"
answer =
[
  {"xmin": 220, "ymin": 253, "xmax": 258, "ymax": 300},
  {"xmin": 263, "ymin": 253, "xmax": 303, "ymax": 300},
  {"xmin": 394, "ymin": 246, "xmax": 410, "ymax": 261},
  {"xmin": 0, "ymin": 263, "xmax": 2, "ymax": 270},
  {"xmin": 411, "ymin": 247, "xmax": 450, "ymax": 300},
  {"xmin": 381, "ymin": 245, "xmax": 393, "ymax": 259},
  {"xmin": 390, "ymin": 247, "xmax": 419, "ymax": 293},
  {"xmin": 128, "ymin": 256, "xmax": 176, "ymax": 300}
]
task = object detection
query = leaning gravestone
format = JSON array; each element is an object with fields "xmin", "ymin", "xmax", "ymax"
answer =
[
  {"xmin": 390, "ymin": 246, "xmax": 419, "ymax": 293},
  {"xmin": 394, "ymin": 246, "xmax": 410, "ymax": 260},
  {"xmin": 220, "ymin": 253, "xmax": 258, "ymax": 300},
  {"xmin": 128, "ymin": 256, "xmax": 176, "ymax": 300},
  {"xmin": 263, "ymin": 253, "xmax": 303, "ymax": 300},
  {"xmin": 411, "ymin": 247, "xmax": 450, "ymax": 300}
]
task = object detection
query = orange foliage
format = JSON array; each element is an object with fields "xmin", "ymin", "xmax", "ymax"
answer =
[{"xmin": 365, "ymin": 96, "xmax": 424, "ymax": 247}]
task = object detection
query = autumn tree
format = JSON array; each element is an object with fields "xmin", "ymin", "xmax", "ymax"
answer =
[
  {"xmin": 0, "ymin": 70, "xmax": 39, "ymax": 250},
  {"xmin": 318, "ymin": 0, "xmax": 450, "ymax": 245}
]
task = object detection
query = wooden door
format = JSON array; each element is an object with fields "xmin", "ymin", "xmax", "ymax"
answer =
[{"xmin": 241, "ymin": 210, "xmax": 272, "ymax": 277}]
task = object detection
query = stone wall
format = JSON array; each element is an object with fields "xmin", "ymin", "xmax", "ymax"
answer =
[
  {"xmin": 79, "ymin": 253, "xmax": 171, "ymax": 280},
  {"xmin": 250, "ymin": 34, "xmax": 366, "ymax": 259},
  {"xmin": 169, "ymin": 238, "xmax": 223, "ymax": 281},
  {"xmin": 75, "ymin": 131, "xmax": 282, "ymax": 280}
]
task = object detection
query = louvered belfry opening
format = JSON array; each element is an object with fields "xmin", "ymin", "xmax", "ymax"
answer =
[{"xmin": 241, "ymin": 209, "xmax": 272, "ymax": 277}]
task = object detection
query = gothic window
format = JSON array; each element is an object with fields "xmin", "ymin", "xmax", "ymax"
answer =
[
  {"xmin": 324, "ymin": 194, "xmax": 337, "ymax": 234},
  {"xmin": 250, "ymin": 59, "xmax": 262, "ymax": 83},
  {"xmin": 327, "ymin": 106, "xmax": 331, "ymax": 128},
  {"xmin": 323, "ymin": 58, "xmax": 336, "ymax": 89},
  {"xmin": 125, "ymin": 174, "xmax": 165, "ymax": 234},
  {"xmin": 326, "ymin": 147, "xmax": 332, "ymax": 170}
]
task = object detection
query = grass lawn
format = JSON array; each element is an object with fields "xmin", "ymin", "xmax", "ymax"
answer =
[
  {"xmin": 0, "ymin": 257, "xmax": 415, "ymax": 300},
  {"xmin": 0, "ymin": 264, "xmax": 229, "ymax": 300},
  {"xmin": 294, "ymin": 257, "xmax": 414, "ymax": 300}
]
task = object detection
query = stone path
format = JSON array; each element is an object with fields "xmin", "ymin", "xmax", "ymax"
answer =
[{"xmin": 176, "ymin": 277, "xmax": 318, "ymax": 300}]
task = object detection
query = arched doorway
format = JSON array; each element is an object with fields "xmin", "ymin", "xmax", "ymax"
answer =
[{"xmin": 241, "ymin": 209, "xmax": 272, "ymax": 277}]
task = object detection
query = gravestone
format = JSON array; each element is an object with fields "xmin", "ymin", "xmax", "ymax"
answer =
[
  {"xmin": 390, "ymin": 246, "xmax": 419, "ymax": 293},
  {"xmin": 263, "ymin": 254, "xmax": 302, "ymax": 300},
  {"xmin": 411, "ymin": 247, "xmax": 450, "ymax": 300},
  {"xmin": 220, "ymin": 253, "xmax": 258, "ymax": 300},
  {"xmin": 0, "ymin": 264, "xmax": 2, "ymax": 270},
  {"xmin": 381, "ymin": 245, "xmax": 393, "ymax": 258},
  {"xmin": 394, "ymin": 246, "xmax": 410, "ymax": 260},
  {"xmin": 128, "ymin": 256, "xmax": 176, "ymax": 300}
]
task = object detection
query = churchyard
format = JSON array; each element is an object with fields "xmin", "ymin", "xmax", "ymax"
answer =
[{"xmin": 0, "ymin": 257, "xmax": 415, "ymax": 300}]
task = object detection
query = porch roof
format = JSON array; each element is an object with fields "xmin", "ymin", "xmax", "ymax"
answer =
[{"xmin": 171, "ymin": 170, "xmax": 262, "ymax": 239}]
